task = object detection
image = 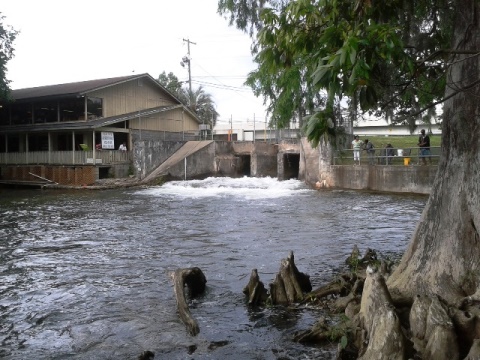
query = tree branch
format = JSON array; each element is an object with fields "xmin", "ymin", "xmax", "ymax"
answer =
[{"xmin": 396, "ymin": 77, "xmax": 480, "ymax": 121}]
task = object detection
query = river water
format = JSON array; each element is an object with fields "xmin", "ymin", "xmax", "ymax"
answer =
[{"xmin": 0, "ymin": 177, "xmax": 427, "ymax": 360}]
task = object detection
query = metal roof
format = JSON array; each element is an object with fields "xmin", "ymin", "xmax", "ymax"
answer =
[
  {"xmin": 1, "ymin": 73, "xmax": 202, "ymax": 129},
  {"xmin": 0, "ymin": 105, "xmax": 187, "ymax": 133},
  {"xmin": 10, "ymin": 73, "xmax": 170, "ymax": 101}
]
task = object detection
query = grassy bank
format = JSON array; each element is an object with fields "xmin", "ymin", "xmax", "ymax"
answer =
[
  {"xmin": 358, "ymin": 135, "xmax": 441, "ymax": 149},
  {"xmin": 336, "ymin": 134, "xmax": 442, "ymax": 165}
]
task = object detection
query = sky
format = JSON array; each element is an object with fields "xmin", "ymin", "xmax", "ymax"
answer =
[{"xmin": 1, "ymin": 0, "xmax": 268, "ymax": 130}]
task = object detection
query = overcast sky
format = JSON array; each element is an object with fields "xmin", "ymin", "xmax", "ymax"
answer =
[{"xmin": 2, "ymin": 0, "xmax": 268, "ymax": 130}]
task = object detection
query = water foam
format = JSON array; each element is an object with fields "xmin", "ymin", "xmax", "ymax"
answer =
[{"xmin": 135, "ymin": 176, "xmax": 312, "ymax": 200}]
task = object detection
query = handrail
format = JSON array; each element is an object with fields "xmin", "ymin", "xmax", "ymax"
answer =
[
  {"xmin": 333, "ymin": 146, "xmax": 440, "ymax": 165},
  {"xmin": 0, "ymin": 150, "xmax": 132, "ymax": 166}
]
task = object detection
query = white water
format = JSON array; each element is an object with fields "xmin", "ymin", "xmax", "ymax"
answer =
[{"xmin": 136, "ymin": 176, "xmax": 312, "ymax": 200}]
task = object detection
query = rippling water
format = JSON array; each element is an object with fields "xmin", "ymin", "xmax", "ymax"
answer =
[{"xmin": 0, "ymin": 177, "xmax": 427, "ymax": 359}]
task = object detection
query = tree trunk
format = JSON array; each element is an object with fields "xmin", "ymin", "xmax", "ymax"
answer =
[{"xmin": 387, "ymin": 0, "xmax": 480, "ymax": 306}]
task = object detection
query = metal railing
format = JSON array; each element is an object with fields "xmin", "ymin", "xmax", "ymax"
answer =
[
  {"xmin": 333, "ymin": 146, "xmax": 441, "ymax": 166},
  {"xmin": 0, "ymin": 150, "xmax": 132, "ymax": 165}
]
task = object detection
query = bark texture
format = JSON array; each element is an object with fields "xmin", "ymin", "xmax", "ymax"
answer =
[
  {"xmin": 387, "ymin": 0, "xmax": 480, "ymax": 306},
  {"xmin": 173, "ymin": 267, "xmax": 207, "ymax": 336},
  {"xmin": 243, "ymin": 268, "xmax": 269, "ymax": 306},
  {"xmin": 269, "ymin": 251, "xmax": 312, "ymax": 304},
  {"xmin": 243, "ymin": 251, "xmax": 312, "ymax": 306}
]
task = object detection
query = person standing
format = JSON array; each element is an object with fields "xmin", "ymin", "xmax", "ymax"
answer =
[
  {"xmin": 385, "ymin": 143, "xmax": 395, "ymax": 165},
  {"xmin": 417, "ymin": 129, "xmax": 431, "ymax": 165},
  {"xmin": 118, "ymin": 142, "xmax": 127, "ymax": 151},
  {"xmin": 364, "ymin": 139, "xmax": 375, "ymax": 165},
  {"xmin": 351, "ymin": 135, "xmax": 362, "ymax": 165}
]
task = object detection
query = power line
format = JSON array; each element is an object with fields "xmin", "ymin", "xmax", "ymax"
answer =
[{"xmin": 191, "ymin": 79, "xmax": 251, "ymax": 92}]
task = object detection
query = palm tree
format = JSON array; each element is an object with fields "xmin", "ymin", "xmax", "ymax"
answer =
[
  {"xmin": 157, "ymin": 72, "xmax": 219, "ymax": 127},
  {"xmin": 185, "ymin": 86, "xmax": 219, "ymax": 127}
]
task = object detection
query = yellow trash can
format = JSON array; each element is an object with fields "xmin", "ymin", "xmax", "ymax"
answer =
[{"xmin": 404, "ymin": 157, "xmax": 411, "ymax": 166}]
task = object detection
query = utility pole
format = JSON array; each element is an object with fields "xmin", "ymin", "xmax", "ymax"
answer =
[
  {"xmin": 182, "ymin": 38, "xmax": 196, "ymax": 94},
  {"xmin": 253, "ymin": 113, "xmax": 256, "ymax": 143}
]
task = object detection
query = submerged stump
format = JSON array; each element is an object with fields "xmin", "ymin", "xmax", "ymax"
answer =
[
  {"xmin": 173, "ymin": 267, "xmax": 207, "ymax": 336},
  {"xmin": 243, "ymin": 269, "xmax": 269, "ymax": 306},
  {"xmin": 243, "ymin": 251, "xmax": 311, "ymax": 306},
  {"xmin": 269, "ymin": 251, "xmax": 312, "ymax": 305}
]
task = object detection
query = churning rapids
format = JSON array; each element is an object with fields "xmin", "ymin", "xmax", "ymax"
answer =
[{"xmin": 0, "ymin": 177, "xmax": 427, "ymax": 359}]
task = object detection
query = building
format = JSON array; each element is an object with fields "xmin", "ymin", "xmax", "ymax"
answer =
[
  {"xmin": 0, "ymin": 73, "xmax": 202, "ymax": 185},
  {"xmin": 353, "ymin": 117, "xmax": 442, "ymax": 137}
]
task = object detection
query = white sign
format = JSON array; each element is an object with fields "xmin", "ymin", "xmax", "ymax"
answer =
[{"xmin": 101, "ymin": 132, "xmax": 114, "ymax": 149}]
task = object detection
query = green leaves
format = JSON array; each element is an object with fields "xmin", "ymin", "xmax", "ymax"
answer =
[
  {"xmin": 0, "ymin": 14, "xmax": 19, "ymax": 102},
  {"xmin": 303, "ymin": 107, "xmax": 336, "ymax": 148},
  {"xmin": 218, "ymin": 0, "xmax": 453, "ymax": 141}
]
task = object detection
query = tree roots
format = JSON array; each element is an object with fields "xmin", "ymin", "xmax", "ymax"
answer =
[{"xmin": 172, "ymin": 248, "xmax": 480, "ymax": 359}]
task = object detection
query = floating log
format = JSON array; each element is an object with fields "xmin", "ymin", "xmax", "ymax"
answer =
[{"xmin": 173, "ymin": 267, "xmax": 207, "ymax": 336}]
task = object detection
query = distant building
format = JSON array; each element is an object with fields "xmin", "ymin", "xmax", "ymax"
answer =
[
  {"xmin": 353, "ymin": 117, "xmax": 442, "ymax": 136},
  {"xmin": 0, "ymin": 73, "xmax": 202, "ymax": 185}
]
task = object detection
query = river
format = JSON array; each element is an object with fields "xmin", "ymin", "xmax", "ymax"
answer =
[{"xmin": 0, "ymin": 177, "xmax": 426, "ymax": 359}]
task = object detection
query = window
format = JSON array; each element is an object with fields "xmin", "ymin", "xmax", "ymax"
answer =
[
  {"xmin": 9, "ymin": 103, "xmax": 33, "ymax": 125},
  {"xmin": 87, "ymin": 97, "xmax": 103, "ymax": 119},
  {"xmin": 34, "ymin": 101, "xmax": 58, "ymax": 123},
  {"xmin": 0, "ymin": 105, "xmax": 9, "ymax": 125},
  {"xmin": 60, "ymin": 98, "xmax": 85, "ymax": 121}
]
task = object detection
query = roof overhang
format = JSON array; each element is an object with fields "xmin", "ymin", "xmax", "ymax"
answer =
[{"xmin": 0, "ymin": 104, "xmax": 200, "ymax": 133}]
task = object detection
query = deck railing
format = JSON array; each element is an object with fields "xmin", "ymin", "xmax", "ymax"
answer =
[
  {"xmin": 333, "ymin": 146, "xmax": 441, "ymax": 166},
  {"xmin": 0, "ymin": 150, "xmax": 132, "ymax": 165}
]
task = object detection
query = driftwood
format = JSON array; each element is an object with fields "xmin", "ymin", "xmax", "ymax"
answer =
[
  {"xmin": 301, "ymin": 245, "xmax": 373, "ymax": 308},
  {"xmin": 303, "ymin": 273, "xmax": 357, "ymax": 305},
  {"xmin": 173, "ymin": 267, "xmax": 207, "ymax": 336},
  {"xmin": 269, "ymin": 251, "xmax": 312, "ymax": 305},
  {"xmin": 293, "ymin": 317, "xmax": 332, "ymax": 343}
]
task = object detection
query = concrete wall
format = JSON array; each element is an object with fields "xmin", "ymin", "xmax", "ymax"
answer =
[
  {"xmin": 165, "ymin": 143, "xmax": 217, "ymax": 180},
  {"xmin": 133, "ymin": 140, "xmax": 186, "ymax": 179},
  {"xmin": 299, "ymin": 138, "xmax": 320, "ymax": 186},
  {"xmin": 161, "ymin": 141, "xmax": 281, "ymax": 180},
  {"xmin": 326, "ymin": 165, "xmax": 436, "ymax": 194},
  {"xmin": 134, "ymin": 140, "xmax": 281, "ymax": 181},
  {"xmin": 299, "ymin": 136, "xmax": 437, "ymax": 194},
  {"xmin": 251, "ymin": 142, "xmax": 278, "ymax": 177}
]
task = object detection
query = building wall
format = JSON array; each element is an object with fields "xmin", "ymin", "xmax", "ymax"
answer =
[
  {"xmin": 128, "ymin": 107, "xmax": 199, "ymax": 133},
  {"xmin": 88, "ymin": 80, "xmax": 199, "ymax": 133},
  {"xmin": 1, "ymin": 165, "xmax": 97, "ymax": 186},
  {"xmin": 89, "ymin": 79, "xmax": 176, "ymax": 117}
]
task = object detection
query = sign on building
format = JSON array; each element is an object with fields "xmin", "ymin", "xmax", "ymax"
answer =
[{"xmin": 101, "ymin": 132, "xmax": 114, "ymax": 149}]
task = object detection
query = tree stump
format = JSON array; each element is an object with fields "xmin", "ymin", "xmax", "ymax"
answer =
[
  {"xmin": 243, "ymin": 269, "xmax": 269, "ymax": 306},
  {"xmin": 269, "ymin": 251, "xmax": 312, "ymax": 305},
  {"xmin": 173, "ymin": 267, "xmax": 207, "ymax": 336}
]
